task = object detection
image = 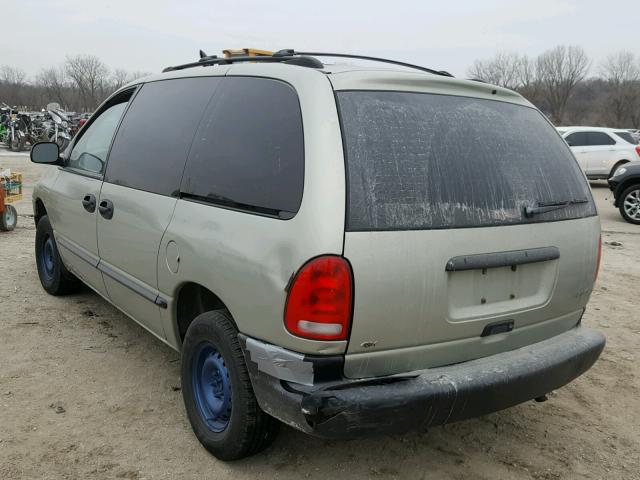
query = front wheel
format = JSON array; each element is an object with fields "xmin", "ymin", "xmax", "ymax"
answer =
[
  {"xmin": 181, "ymin": 310, "xmax": 279, "ymax": 460},
  {"xmin": 9, "ymin": 136, "xmax": 23, "ymax": 152},
  {"xmin": 35, "ymin": 215, "xmax": 81, "ymax": 294},
  {"xmin": 619, "ymin": 185, "xmax": 640, "ymax": 225},
  {"xmin": 0, "ymin": 204, "xmax": 17, "ymax": 231}
]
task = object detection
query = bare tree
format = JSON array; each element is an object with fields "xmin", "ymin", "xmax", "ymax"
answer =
[
  {"xmin": 599, "ymin": 51, "xmax": 640, "ymax": 127},
  {"xmin": 108, "ymin": 69, "xmax": 151, "ymax": 91},
  {"xmin": 0, "ymin": 65, "xmax": 26, "ymax": 85},
  {"xmin": 536, "ymin": 45, "xmax": 590, "ymax": 124},
  {"xmin": 0, "ymin": 65, "xmax": 28, "ymax": 106},
  {"xmin": 65, "ymin": 54, "xmax": 110, "ymax": 110},
  {"xmin": 110, "ymin": 68, "xmax": 132, "ymax": 91},
  {"xmin": 516, "ymin": 55, "xmax": 540, "ymax": 103},
  {"xmin": 467, "ymin": 52, "xmax": 540, "ymax": 103},
  {"xmin": 36, "ymin": 67, "xmax": 70, "ymax": 108},
  {"xmin": 0, "ymin": 57, "xmax": 150, "ymax": 111},
  {"xmin": 468, "ymin": 52, "xmax": 523, "ymax": 89}
]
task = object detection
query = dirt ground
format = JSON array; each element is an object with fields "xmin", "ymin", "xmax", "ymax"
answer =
[{"xmin": 1, "ymin": 150, "xmax": 639, "ymax": 480}]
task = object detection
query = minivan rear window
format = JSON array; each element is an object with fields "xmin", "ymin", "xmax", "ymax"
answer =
[{"xmin": 337, "ymin": 91, "xmax": 596, "ymax": 231}]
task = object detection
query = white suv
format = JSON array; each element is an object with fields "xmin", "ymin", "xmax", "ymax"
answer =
[{"xmin": 557, "ymin": 126, "xmax": 640, "ymax": 179}]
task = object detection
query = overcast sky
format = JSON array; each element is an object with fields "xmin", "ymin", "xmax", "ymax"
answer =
[{"xmin": 4, "ymin": 0, "xmax": 639, "ymax": 79}]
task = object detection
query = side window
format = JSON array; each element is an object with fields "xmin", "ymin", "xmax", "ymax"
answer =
[
  {"xmin": 565, "ymin": 132, "xmax": 588, "ymax": 147},
  {"xmin": 105, "ymin": 77, "xmax": 222, "ymax": 196},
  {"xmin": 67, "ymin": 91, "xmax": 132, "ymax": 174},
  {"xmin": 588, "ymin": 132, "xmax": 616, "ymax": 146},
  {"xmin": 181, "ymin": 77, "xmax": 304, "ymax": 217}
]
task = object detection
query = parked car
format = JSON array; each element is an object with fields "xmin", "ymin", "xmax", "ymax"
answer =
[
  {"xmin": 557, "ymin": 126, "xmax": 640, "ymax": 179},
  {"xmin": 30, "ymin": 49, "xmax": 605, "ymax": 461},
  {"xmin": 608, "ymin": 161, "xmax": 640, "ymax": 224},
  {"xmin": 627, "ymin": 129, "xmax": 640, "ymax": 144}
]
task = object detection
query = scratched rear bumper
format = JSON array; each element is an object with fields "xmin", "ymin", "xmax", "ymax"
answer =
[{"xmin": 242, "ymin": 327, "xmax": 604, "ymax": 439}]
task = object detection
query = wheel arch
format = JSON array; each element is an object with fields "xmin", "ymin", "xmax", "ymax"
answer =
[
  {"xmin": 614, "ymin": 177, "xmax": 640, "ymax": 206},
  {"xmin": 609, "ymin": 159, "xmax": 630, "ymax": 179},
  {"xmin": 174, "ymin": 282, "xmax": 237, "ymax": 346},
  {"xmin": 34, "ymin": 198, "xmax": 47, "ymax": 226}
]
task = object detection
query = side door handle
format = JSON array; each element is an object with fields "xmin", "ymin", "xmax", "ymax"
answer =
[
  {"xmin": 81, "ymin": 194, "xmax": 96, "ymax": 213},
  {"xmin": 98, "ymin": 199, "xmax": 114, "ymax": 220}
]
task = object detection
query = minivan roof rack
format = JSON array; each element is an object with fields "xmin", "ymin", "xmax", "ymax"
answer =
[
  {"xmin": 163, "ymin": 49, "xmax": 324, "ymax": 72},
  {"xmin": 162, "ymin": 49, "xmax": 453, "ymax": 77},
  {"xmin": 291, "ymin": 51, "xmax": 453, "ymax": 77}
]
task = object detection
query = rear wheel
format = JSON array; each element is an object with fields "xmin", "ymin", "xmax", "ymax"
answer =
[
  {"xmin": 181, "ymin": 310, "xmax": 279, "ymax": 460},
  {"xmin": 35, "ymin": 215, "xmax": 81, "ymax": 294},
  {"xmin": 619, "ymin": 184, "xmax": 640, "ymax": 225},
  {"xmin": 0, "ymin": 204, "xmax": 17, "ymax": 231}
]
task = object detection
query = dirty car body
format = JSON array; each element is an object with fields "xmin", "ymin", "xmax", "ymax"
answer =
[{"xmin": 31, "ymin": 51, "xmax": 605, "ymax": 458}]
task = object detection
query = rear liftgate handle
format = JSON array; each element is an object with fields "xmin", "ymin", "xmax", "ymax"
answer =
[
  {"xmin": 82, "ymin": 194, "xmax": 96, "ymax": 213},
  {"xmin": 98, "ymin": 199, "xmax": 114, "ymax": 220}
]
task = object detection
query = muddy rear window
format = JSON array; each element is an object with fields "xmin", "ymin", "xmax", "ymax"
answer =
[{"xmin": 337, "ymin": 91, "xmax": 596, "ymax": 231}]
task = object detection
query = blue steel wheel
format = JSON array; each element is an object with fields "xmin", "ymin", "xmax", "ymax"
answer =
[
  {"xmin": 39, "ymin": 235, "xmax": 56, "ymax": 282},
  {"xmin": 192, "ymin": 343, "xmax": 232, "ymax": 432},
  {"xmin": 181, "ymin": 310, "xmax": 279, "ymax": 460},
  {"xmin": 34, "ymin": 215, "xmax": 81, "ymax": 295}
]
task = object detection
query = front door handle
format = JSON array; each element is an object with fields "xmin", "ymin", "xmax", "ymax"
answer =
[
  {"xmin": 82, "ymin": 194, "xmax": 96, "ymax": 213},
  {"xmin": 98, "ymin": 199, "xmax": 114, "ymax": 220}
]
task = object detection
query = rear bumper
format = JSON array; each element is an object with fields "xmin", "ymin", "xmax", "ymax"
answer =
[{"xmin": 241, "ymin": 327, "xmax": 605, "ymax": 439}]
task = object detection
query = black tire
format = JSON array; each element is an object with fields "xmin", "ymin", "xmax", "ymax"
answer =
[
  {"xmin": 609, "ymin": 161, "xmax": 629, "ymax": 179},
  {"xmin": 35, "ymin": 215, "xmax": 82, "ymax": 295},
  {"xmin": 618, "ymin": 184, "xmax": 640, "ymax": 225},
  {"xmin": 0, "ymin": 204, "xmax": 17, "ymax": 231},
  {"xmin": 181, "ymin": 310, "xmax": 279, "ymax": 460},
  {"xmin": 9, "ymin": 136, "xmax": 20, "ymax": 152}
]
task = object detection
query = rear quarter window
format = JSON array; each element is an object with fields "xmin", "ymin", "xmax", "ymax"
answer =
[
  {"xmin": 614, "ymin": 131, "xmax": 636, "ymax": 144},
  {"xmin": 180, "ymin": 77, "xmax": 304, "ymax": 217},
  {"xmin": 588, "ymin": 132, "xmax": 616, "ymax": 146},
  {"xmin": 337, "ymin": 91, "xmax": 596, "ymax": 231}
]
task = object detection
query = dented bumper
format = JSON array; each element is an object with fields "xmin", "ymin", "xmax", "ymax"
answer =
[{"xmin": 240, "ymin": 327, "xmax": 605, "ymax": 439}]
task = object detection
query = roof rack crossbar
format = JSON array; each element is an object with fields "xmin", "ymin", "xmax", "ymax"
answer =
[{"xmin": 162, "ymin": 54, "xmax": 324, "ymax": 72}]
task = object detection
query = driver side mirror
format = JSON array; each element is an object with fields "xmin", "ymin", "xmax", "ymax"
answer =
[{"xmin": 30, "ymin": 142, "xmax": 63, "ymax": 166}]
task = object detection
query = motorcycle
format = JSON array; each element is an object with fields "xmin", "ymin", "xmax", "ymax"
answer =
[
  {"xmin": 9, "ymin": 112, "xmax": 36, "ymax": 152},
  {"xmin": 0, "ymin": 103, "xmax": 18, "ymax": 146},
  {"xmin": 46, "ymin": 104, "xmax": 72, "ymax": 152}
]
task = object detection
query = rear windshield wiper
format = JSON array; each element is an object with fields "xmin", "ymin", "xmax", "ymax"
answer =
[{"xmin": 524, "ymin": 198, "xmax": 589, "ymax": 217}]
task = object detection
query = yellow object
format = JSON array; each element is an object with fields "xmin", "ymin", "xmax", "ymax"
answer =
[
  {"xmin": 1, "ymin": 172, "xmax": 22, "ymax": 203},
  {"xmin": 223, "ymin": 48, "xmax": 273, "ymax": 58}
]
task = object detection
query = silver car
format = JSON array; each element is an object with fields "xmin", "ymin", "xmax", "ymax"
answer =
[{"xmin": 30, "ymin": 49, "xmax": 605, "ymax": 460}]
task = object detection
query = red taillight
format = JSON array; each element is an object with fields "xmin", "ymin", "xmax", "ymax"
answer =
[
  {"xmin": 635, "ymin": 145, "xmax": 640, "ymax": 158},
  {"xmin": 284, "ymin": 255, "xmax": 353, "ymax": 341},
  {"xmin": 594, "ymin": 235, "xmax": 602, "ymax": 282}
]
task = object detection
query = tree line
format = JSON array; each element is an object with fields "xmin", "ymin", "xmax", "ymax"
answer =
[
  {"xmin": 2, "ymin": 46, "xmax": 640, "ymax": 128},
  {"xmin": 468, "ymin": 45, "xmax": 640, "ymax": 127},
  {"xmin": 0, "ymin": 54, "xmax": 149, "ymax": 112}
]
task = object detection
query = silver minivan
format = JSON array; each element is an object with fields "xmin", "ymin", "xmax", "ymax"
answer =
[{"xmin": 31, "ymin": 50, "xmax": 605, "ymax": 460}]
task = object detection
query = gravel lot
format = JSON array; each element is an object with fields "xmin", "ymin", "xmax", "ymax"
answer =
[{"xmin": 1, "ymin": 150, "xmax": 639, "ymax": 479}]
